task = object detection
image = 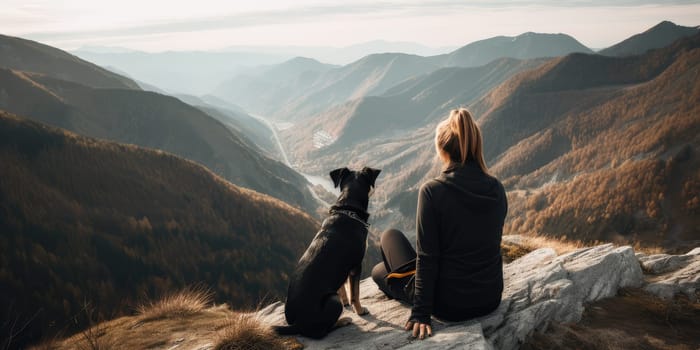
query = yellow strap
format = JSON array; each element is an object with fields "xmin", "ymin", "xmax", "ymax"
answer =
[{"xmin": 386, "ymin": 270, "xmax": 416, "ymax": 279}]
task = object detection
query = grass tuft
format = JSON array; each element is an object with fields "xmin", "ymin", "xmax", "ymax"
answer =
[
  {"xmin": 501, "ymin": 241, "xmax": 534, "ymax": 264},
  {"xmin": 502, "ymin": 234, "xmax": 586, "ymax": 263},
  {"xmin": 502, "ymin": 234, "xmax": 667, "ymax": 263},
  {"xmin": 137, "ymin": 286, "xmax": 214, "ymax": 322},
  {"xmin": 214, "ymin": 313, "xmax": 301, "ymax": 350}
]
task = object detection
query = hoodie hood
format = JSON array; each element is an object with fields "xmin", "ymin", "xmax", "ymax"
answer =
[{"xmin": 435, "ymin": 161, "xmax": 504, "ymax": 208}]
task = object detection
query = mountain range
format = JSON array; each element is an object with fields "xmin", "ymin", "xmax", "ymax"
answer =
[
  {"xmin": 212, "ymin": 32, "xmax": 592, "ymax": 121},
  {"xmin": 0, "ymin": 34, "xmax": 319, "ymax": 214},
  {"xmin": 262, "ymin": 21, "xmax": 698, "ymax": 251},
  {"xmin": 71, "ymin": 40, "xmax": 454, "ymax": 96},
  {"xmin": 221, "ymin": 40, "xmax": 456, "ymax": 64}
]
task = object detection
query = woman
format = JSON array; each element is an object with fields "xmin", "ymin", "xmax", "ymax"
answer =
[{"xmin": 371, "ymin": 108, "xmax": 507, "ymax": 340}]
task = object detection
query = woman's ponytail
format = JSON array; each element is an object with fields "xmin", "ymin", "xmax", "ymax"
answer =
[{"xmin": 435, "ymin": 108, "xmax": 489, "ymax": 174}]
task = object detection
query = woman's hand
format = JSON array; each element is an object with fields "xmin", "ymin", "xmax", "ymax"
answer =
[{"xmin": 405, "ymin": 320, "xmax": 433, "ymax": 339}]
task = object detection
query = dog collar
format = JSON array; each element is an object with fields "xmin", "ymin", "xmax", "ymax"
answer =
[{"xmin": 331, "ymin": 209, "xmax": 370, "ymax": 230}]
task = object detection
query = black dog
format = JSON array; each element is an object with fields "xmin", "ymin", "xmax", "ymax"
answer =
[{"xmin": 274, "ymin": 167, "xmax": 381, "ymax": 339}]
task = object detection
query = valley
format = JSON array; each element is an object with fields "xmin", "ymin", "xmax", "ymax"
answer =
[{"xmin": 250, "ymin": 112, "xmax": 336, "ymax": 206}]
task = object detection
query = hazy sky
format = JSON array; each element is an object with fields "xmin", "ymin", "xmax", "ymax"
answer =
[{"xmin": 3, "ymin": 0, "xmax": 699, "ymax": 52}]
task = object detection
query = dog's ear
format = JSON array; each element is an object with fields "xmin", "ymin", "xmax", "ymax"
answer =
[
  {"xmin": 330, "ymin": 167, "xmax": 350, "ymax": 188},
  {"xmin": 361, "ymin": 167, "xmax": 381, "ymax": 187}
]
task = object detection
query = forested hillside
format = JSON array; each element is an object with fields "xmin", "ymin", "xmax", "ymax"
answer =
[{"xmin": 0, "ymin": 111, "xmax": 319, "ymax": 347}]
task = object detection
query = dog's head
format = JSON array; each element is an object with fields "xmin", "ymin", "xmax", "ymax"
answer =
[{"xmin": 329, "ymin": 167, "xmax": 381, "ymax": 209}]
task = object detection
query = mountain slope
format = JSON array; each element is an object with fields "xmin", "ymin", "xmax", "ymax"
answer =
[
  {"xmin": 173, "ymin": 94, "xmax": 278, "ymax": 157},
  {"xmin": 381, "ymin": 33, "xmax": 700, "ymax": 249},
  {"xmin": 276, "ymin": 53, "xmax": 438, "ymax": 120},
  {"xmin": 213, "ymin": 57, "xmax": 337, "ymax": 115},
  {"xmin": 0, "ymin": 69, "xmax": 317, "ymax": 213},
  {"xmin": 216, "ymin": 53, "xmax": 438, "ymax": 120},
  {"xmin": 435, "ymin": 32, "xmax": 592, "ymax": 67},
  {"xmin": 280, "ymin": 57, "xmax": 549, "ymax": 196},
  {"xmin": 473, "ymin": 32, "xmax": 699, "ymax": 163},
  {"xmin": 600, "ymin": 21, "xmax": 699, "ymax": 57},
  {"xmin": 0, "ymin": 111, "xmax": 319, "ymax": 348},
  {"xmin": 0, "ymin": 34, "xmax": 139, "ymax": 89},
  {"xmin": 489, "ymin": 37, "xmax": 700, "ymax": 247}
]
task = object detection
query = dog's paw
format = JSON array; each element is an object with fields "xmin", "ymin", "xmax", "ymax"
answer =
[
  {"xmin": 334, "ymin": 317, "xmax": 353, "ymax": 328},
  {"xmin": 353, "ymin": 306, "xmax": 369, "ymax": 316}
]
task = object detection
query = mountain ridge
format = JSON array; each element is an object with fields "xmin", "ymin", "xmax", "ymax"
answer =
[
  {"xmin": 0, "ymin": 34, "xmax": 139, "ymax": 90},
  {"xmin": 434, "ymin": 32, "xmax": 592, "ymax": 67},
  {"xmin": 600, "ymin": 20, "xmax": 699, "ymax": 57}
]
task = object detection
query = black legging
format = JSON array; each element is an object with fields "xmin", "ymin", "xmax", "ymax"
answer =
[
  {"xmin": 372, "ymin": 229, "xmax": 501, "ymax": 322},
  {"xmin": 371, "ymin": 229, "xmax": 416, "ymax": 304}
]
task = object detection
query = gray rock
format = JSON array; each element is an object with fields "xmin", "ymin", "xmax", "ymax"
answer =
[
  {"xmin": 638, "ymin": 253, "xmax": 693, "ymax": 274},
  {"xmin": 257, "ymin": 279, "xmax": 492, "ymax": 349},
  {"xmin": 485, "ymin": 244, "xmax": 643, "ymax": 350},
  {"xmin": 257, "ymin": 244, "xmax": 645, "ymax": 350},
  {"xmin": 556, "ymin": 245, "xmax": 643, "ymax": 302},
  {"xmin": 641, "ymin": 248, "xmax": 700, "ymax": 301},
  {"xmin": 501, "ymin": 234, "xmax": 527, "ymax": 246}
]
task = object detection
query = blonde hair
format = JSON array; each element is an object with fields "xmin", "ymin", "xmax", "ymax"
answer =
[{"xmin": 435, "ymin": 108, "xmax": 488, "ymax": 173}]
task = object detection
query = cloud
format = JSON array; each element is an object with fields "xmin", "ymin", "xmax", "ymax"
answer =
[{"xmin": 18, "ymin": 0, "xmax": 699, "ymax": 42}]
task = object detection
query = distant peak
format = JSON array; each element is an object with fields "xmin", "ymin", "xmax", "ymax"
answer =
[
  {"xmin": 655, "ymin": 20, "xmax": 677, "ymax": 27},
  {"xmin": 286, "ymin": 56, "xmax": 320, "ymax": 64},
  {"xmin": 514, "ymin": 32, "xmax": 571, "ymax": 39},
  {"xmin": 646, "ymin": 20, "xmax": 688, "ymax": 32}
]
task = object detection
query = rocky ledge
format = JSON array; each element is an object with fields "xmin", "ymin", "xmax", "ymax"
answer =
[{"xmin": 257, "ymin": 241, "xmax": 700, "ymax": 350}]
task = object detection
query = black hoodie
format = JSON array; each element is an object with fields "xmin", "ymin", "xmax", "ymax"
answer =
[{"xmin": 409, "ymin": 161, "xmax": 507, "ymax": 324}]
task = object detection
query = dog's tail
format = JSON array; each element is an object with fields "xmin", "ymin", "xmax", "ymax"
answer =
[{"xmin": 272, "ymin": 324, "xmax": 300, "ymax": 336}]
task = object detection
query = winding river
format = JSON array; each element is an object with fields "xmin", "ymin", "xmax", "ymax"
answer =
[{"xmin": 250, "ymin": 114, "xmax": 337, "ymax": 205}]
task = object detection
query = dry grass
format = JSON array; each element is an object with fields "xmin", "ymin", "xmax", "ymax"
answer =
[
  {"xmin": 501, "ymin": 241, "xmax": 534, "ymax": 264},
  {"xmin": 30, "ymin": 303, "xmax": 115, "ymax": 350},
  {"xmin": 502, "ymin": 234, "xmax": 667, "ymax": 264},
  {"xmin": 43, "ymin": 304, "xmax": 235, "ymax": 350},
  {"xmin": 34, "ymin": 287, "xmax": 304, "ymax": 350},
  {"xmin": 72, "ymin": 325, "xmax": 113, "ymax": 350},
  {"xmin": 214, "ymin": 313, "xmax": 302, "ymax": 350},
  {"xmin": 522, "ymin": 288, "xmax": 700, "ymax": 350},
  {"xmin": 632, "ymin": 241, "xmax": 666, "ymax": 255},
  {"xmin": 136, "ymin": 286, "xmax": 214, "ymax": 322},
  {"xmin": 517, "ymin": 235, "xmax": 590, "ymax": 254},
  {"xmin": 502, "ymin": 234, "xmax": 587, "ymax": 263}
]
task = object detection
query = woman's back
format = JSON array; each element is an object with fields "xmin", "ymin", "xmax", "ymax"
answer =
[{"xmin": 419, "ymin": 160, "xmax": 507, "ymax": 314}]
